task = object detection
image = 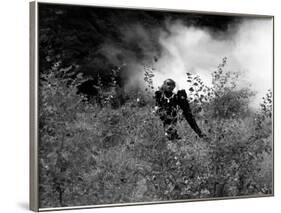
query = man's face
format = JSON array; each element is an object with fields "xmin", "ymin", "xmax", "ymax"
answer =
[{"xmin": 165, "ymin": 80, "xmax": 175, "ymax": 92}]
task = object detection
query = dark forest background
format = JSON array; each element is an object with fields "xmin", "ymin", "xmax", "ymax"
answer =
[
  {"xmin": 38, "ymin": 3, "xmax": 273, "ymax": 208},
  {"xmin": 38, "ymin": 3, "xmax": 241, "ymax": 96}
]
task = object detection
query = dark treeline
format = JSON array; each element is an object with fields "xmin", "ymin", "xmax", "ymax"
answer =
[{"xmin": 38, "ymin": 3, "xmax": 240, "ymax": 98}]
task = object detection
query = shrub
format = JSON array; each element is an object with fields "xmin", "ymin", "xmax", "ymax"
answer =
[{"xmin": 38, "ymin": 58, "xmax": 272, "ymax": 207}]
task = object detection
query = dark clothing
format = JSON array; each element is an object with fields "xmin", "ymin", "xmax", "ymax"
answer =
[{"xmin": 155, "ymin": 89, "xmax": 203, "ymax": 140}]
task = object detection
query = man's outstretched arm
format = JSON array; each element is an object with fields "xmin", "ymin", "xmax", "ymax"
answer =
[{"xmin": 177, "ymin": 90, "xmax": 204, "ymax": 138}]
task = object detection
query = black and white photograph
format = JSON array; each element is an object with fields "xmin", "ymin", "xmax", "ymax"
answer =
[{"xmin": 33, "ymin": 2, "xmax": 273, "ymax": 210}]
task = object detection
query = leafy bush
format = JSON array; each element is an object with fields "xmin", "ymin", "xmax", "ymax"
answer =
[{"xmin": 39, "ymin": 58, "xmax": 272, "ymax": 208}]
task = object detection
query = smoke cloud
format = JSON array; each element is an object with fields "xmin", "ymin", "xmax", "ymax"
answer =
[
  {"xmin": 100, "ymin": 17, "xmax": 273, "ymax": 109},
  {"xmin": 154, "ymin": 18, "xmax": 273, "ymax": 109}
]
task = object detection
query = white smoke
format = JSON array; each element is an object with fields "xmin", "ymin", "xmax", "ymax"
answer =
[{"xmin": 152, "ymin": 18, "xmax": 273, "ymax": 109}]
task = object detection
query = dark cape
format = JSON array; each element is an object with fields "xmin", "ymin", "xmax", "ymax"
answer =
[{"xmin": 155, "ymin": 89, "xmax": 204, "ymax": 138}]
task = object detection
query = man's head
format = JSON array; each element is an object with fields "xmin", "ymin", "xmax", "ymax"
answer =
[{"xmin": 162, "ymin": 79, "xmax": 176, "ymax": 93}]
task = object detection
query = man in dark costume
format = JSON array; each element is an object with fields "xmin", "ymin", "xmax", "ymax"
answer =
[{"xmin": 155, "ymin": 79, "xmax": 205, "ymax": 140}]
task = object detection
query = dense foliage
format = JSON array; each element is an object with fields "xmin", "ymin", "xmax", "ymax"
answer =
[{"xmin": 39, "ymin": 57, "xmax": 272, "ymax": 208}]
